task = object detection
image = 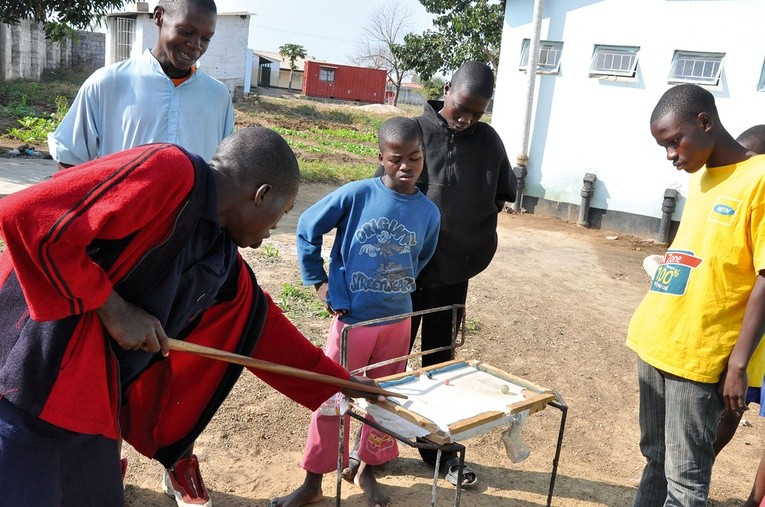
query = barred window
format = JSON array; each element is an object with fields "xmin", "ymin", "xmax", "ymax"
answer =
[
  {"xmin": 590, "ymin": 45, "xmax": 639, "ymax": 78},
  {"xmin": 757, "ymin": 60, "xmax": 765, "ymax": 91},
  {"xmin": 669, "ymin": 51, "xmax": 724, "ymax": 86},
  {"xmin": 114, "ymin": 17, "xmax": 135, "ymax": 62},
  {"xmin": 519, "ymin": 39, "xmax": 563, "ymax": 74}
]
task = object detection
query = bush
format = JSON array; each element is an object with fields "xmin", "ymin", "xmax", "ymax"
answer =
[{"xmin": 6, "ymin": 95, "xmax": 69, "ymax": 144}]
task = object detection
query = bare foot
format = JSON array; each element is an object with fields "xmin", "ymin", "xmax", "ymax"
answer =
[
  {"xmin": 353, "ymin": 462, "xmax": 391, "ymax": 507},
  {"xmin": 270, "ymin": 472, "xmax": 324, "ymax": 507}
]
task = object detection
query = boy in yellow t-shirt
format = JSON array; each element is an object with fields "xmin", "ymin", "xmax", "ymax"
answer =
[{"xmin": 627, "ymin": 85, "xmax": 765, "ymax": 506}]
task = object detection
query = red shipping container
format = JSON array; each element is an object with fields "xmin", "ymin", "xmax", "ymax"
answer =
[{"xmin": 302, "ymin": 61, "xmax": 387, "ymax": 104}]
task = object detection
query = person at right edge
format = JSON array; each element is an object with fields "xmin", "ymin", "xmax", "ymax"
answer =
[
  {"xmin": 628, "ymin": 84, "xmax": 765, "ymax": 506},
  {"xmin": 370, "ymin": 60, "xmax": 516, "ymax": 488}
]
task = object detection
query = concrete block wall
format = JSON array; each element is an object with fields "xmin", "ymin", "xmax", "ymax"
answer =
[
  {"xmin": 72, "ymin": 31, "xmax": 105, "ymax": 68},
  {"xmin": 0, "ymin": 20, "xmax": 104, "ymax": 81}
]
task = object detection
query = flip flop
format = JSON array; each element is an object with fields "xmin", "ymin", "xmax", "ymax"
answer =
[
  {"xmin": 443, "ymin": 457, "xmax": 478, "ymax": 488},
  {"xmin": 342, "ymin": 455, "xmax": 360, "ymax": 483}
]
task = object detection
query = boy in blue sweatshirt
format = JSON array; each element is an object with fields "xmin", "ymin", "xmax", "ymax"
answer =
[{"xmin": 273, "ymin": 117, "xmax": 440, "ymax": 507}]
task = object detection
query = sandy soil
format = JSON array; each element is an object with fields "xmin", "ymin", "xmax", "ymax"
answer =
[{"xmin": 117, "ymin": 182, "xmax": 764, "ymax": 506}]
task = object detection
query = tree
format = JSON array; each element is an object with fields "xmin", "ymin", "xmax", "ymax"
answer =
[
  {"xmin": 0, "ymin": 0, "xmax": 126, "ymax": 41},
  {"xmin": 278, "ymin": 43, "xmax": 307, "ymax": 91},
  {"xmin": 394, "ymin": 0, "xmax": 506, "ymax": 81},
  {"xmin": 351, "ymin": 2, "xmax": 414, "ymax": 107},
  {"xmin": 421, "ymin": 76, "xmax": 446, "ymax": 100}
]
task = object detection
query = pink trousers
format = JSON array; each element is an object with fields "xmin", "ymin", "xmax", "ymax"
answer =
[{"xmin": 300, "ymin": 316, "xmax": 410, "ymax": 474}]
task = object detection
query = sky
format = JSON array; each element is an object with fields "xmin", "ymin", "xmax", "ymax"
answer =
[{"xmin": 214, "ymin": 0, "xmax": 435, "ymax": 65}]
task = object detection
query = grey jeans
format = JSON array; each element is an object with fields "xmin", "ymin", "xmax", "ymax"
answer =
[{"xmin": 633, "ymin": 358, "xmax": 723, "ymax": 507}]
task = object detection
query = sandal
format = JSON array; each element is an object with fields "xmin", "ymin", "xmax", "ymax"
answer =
[
  {"xmin": 442, "ymin": 457, "xmax": 478, "ymax": 488},
  {"xmin": 342, "ymin": 455, "xmax": 360, "ymax": 483}
]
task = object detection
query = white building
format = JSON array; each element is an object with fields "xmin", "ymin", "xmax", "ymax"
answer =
[
  {"xmin": 252, "ymin": 50, "xmax": 306, "ymax": 90},
  {"xmin": 493, "ymin": 0, "xmax": 765, "ymax": 239},
  {"xmin": 105, "ymin": 2, "xmax": 252, "ymax": 94}
]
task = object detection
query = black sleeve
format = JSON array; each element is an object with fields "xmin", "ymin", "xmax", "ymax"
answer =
[{"xmin": 495, "ymin": 141, "xmax": 517, "ymax": 208}]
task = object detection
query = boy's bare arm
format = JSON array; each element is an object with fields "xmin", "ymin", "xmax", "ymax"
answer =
[{"xmin": 720, "ymin": 273, "xmax": 765, "ymax": 410}]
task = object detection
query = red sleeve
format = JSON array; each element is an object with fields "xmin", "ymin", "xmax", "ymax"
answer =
[
  {"xmin": 0, "ymin": 145, "xmax": 194, "ymax": 321},
  {"xmin": 250, "ymin": 292, "xmax": 351, "ymax": 410}
]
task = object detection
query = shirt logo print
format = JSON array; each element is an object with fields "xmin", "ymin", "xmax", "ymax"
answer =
[
  {"xmin": 350, "ymin": 217, "xmax": 417, "ymax": 294},
  {"xmin": 650, "ymin": 250, "xmax": 702, "ymax": 296},
  {"xmin": 707, "ymin": 196, "xmax": 741, "ymax": 226}
]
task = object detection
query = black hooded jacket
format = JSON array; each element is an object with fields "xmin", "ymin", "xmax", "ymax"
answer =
[{"xmin": 405, "ymin": 100, "xmax": 516, "ymax": 287}]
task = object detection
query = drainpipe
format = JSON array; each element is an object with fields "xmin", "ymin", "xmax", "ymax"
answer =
[
  {"xmin": 657, "ymin": 188, "xmax": 678, "ymax": 245},
  {"xmin": 515, "ymin": 0, "xmax": 545, "ymax": 211},
  {"xmin": 577, "ymin": 173, "xmax": 597, "ymax": 227},
  {"xmin": 511, "ymin": 155, "xmax": 528, "ymax": 212}
]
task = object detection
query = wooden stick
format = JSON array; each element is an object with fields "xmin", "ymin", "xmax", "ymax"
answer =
[{"xmin": 167, "ymin": 338, "xmax": 407, "ymax": 400}]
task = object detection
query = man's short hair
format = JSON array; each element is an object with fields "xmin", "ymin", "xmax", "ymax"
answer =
[
  {"xmin": 450, "ymin": 61, "xmax": 495, "ymax": 100},
  {"xmin": 158, "ymin": 0, "xmax": 217, "ymax": 14},
  {"xmin": 651, "ymin": 84, "xmax": 718, "ymax": 125},
  {"xmin": 213, "ymin": 127, "xmax": 299, "ymax": 196},
  {"xmin": 737, "ymin": 125, "xmax": 765, "ymax": 154},
  {"xmin": 378, "ymin": 117, "xmax": 422, "ymax": 151}
]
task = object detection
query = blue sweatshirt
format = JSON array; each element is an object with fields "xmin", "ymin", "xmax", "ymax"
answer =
[{"xmin": 296, "ymin": 177, "xmax": 441, "ymax": 324}]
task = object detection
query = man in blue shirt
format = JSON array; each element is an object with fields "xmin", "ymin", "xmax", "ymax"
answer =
[{"xmin": 48, "ymin": 0, "xmax": 233, "ymax": 167}]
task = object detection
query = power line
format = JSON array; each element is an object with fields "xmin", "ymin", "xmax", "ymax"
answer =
[{"xmin": 251, "ymin": 24, "xmax": 355, "ymax": 44}]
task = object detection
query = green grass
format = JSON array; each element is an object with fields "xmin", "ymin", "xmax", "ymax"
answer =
[
  {"xmin": 0, "ymin": 67, "xmax": 92, "ymax": 119},
  {"xmin": 298, "ymin": 159, "xmax": 375, "ymax": 184},
  {"xmin": 278, "ymin": 281, "xmax": 330, "ymax": 321},
  {"xmin": 309, "ymin": 126, "xmax": 376, "ymax": 143},
  {"xmin": 0, "ymin": 73, "xmax": 405, "ymax": 184},
  {"xmin": 256, "ymin": 242, "xmax": 280, "ymax": 262},
  {"xmin": 7, "ymin": 95, "xmax": 69, "ymax": 144}
]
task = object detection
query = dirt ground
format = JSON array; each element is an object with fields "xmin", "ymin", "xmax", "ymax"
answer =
[{"xmin": 115, "ymin": 182, "xmax": 765, "ymax": 506}]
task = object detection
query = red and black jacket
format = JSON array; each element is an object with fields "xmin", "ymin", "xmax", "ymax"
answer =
[{"xmin": 0, "ymin": 144, "xmax": 348, "ymax": 467}]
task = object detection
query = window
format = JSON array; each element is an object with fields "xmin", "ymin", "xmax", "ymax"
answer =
[
  {"xmin": 590, "ymin": 45, "xmax": 639, "ymax": 78},
  {"xmin": 319, "ymin": 67, "xmax": 336, "ymax": 82},
  {"xmin": 758, "ymin": 60, "xmax": 765, "ymax": 91},
  {"xmin": 519, "ymin": 39, "xmax": 563, "ymax": 74},
  {"xmin": 668, "ymin": 51, "xmax": 724, "ymax": 86},
  {"xmin": 114, "ymin": 17, "xmax": 135, "ymax": 63}
]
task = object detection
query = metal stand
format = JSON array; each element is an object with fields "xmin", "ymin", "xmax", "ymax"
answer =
[{"xmin": 332, "ymin": 305, "xmax": 566, "ymax": 506}]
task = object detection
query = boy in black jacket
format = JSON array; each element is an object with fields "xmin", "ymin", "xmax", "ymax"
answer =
[{"xmin": 371, "ymin": 60, "xmax": 516, "ymax": 488}]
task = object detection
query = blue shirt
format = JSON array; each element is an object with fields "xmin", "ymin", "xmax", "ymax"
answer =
[
  {"xmin": 48, "ymin": 49, "xmax": 234, "ymax": 164},
  {"xmin": 297, "ymin": 177, "xmax": 441, "ymax": 324}
]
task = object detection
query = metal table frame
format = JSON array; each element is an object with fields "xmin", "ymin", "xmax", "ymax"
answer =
[{"xmin": 333, "ymin": 304, "xmax": 568, "ymax": 506}]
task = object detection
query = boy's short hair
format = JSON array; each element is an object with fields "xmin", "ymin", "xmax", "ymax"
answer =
[
  {"xmin": 737, "ymin": 125, "xmax": 765, "ymax": 154},
  {"xmin": 450, "ymin": 61, "xmax": 495, "ymax": 100},
  {"xmin": 158, "ymin": 0, "xmax": 217, "ymax": 14},
  {"xmin": 378, "ymin": 117, "xmax": 423, "ymax": 151},
  {"xmin": 651, "ymin": 84, "xmax": 719, "ymax": 125},
  {"xmin": 213, "ymin": 127, "xmax": 299, "ymax": 195}
]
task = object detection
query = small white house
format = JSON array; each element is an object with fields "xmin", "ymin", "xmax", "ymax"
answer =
[
  {"xmin": 105, "ymin": 2, "xmax": 251, "ymax": 94},
  {"xmin": 252, "ymin": 50, "xmax": 306, "ymax": 90},
  {"xmin": 493, "ymin": 0, "xmax": 765, "ymax": 239}
]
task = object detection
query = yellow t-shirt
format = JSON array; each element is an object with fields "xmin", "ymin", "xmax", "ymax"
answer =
[{"xmin": 627, "ymin": 155, "xmax": 765, "ymax": 385}]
